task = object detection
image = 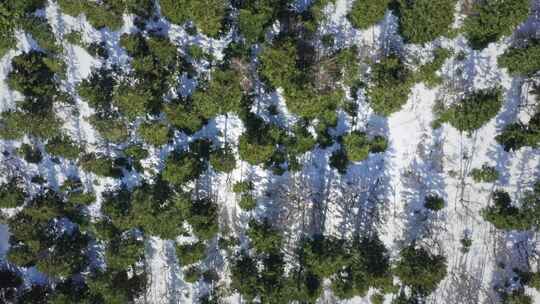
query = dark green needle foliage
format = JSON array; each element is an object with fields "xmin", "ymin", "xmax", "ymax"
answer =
[
  {"xmin": 496, "ymin": 111, "xmax": 540, "ymax": 152},
  {"xmin": 367, "ymin": 54, "xmax": 414, "ymax": 116},
  {"xmin": 396, "ymin": 0, "xmax": 456, "ymax": 44},
  {"xmin": 498, "ymin": 39, "xmax": 540, "ymax": 76},
  {"xmin": 0, "ymin": 177, "xmax": 26, "ymax": 208},
  {"xmin": 342, "ymin": 131, "xmax": 389, "ymax": 162},
  {"xmin": 159, "ymin": 0, "xmax": 227, "ymax": 38},
  {"xmin": 416, "ymin": 48, "xmax": 451, "ymax": 87},
  {"xmin": 348, "ymin": 0, "xmax": 390, "ymax": 30},
  {"xmin": 394, "ymin": 245, "xmax": 447, "ymax": 297},
  {"xmin": 470, "ymin": 164, "xmax": 499, "ymax": 183},
  {"xmin": 463, "ymin": 0, "xmax": 530, "ymax": 50},
  {"xmin": 176, "ymin": 242, "xmax": 207, "ymax": 265},
  {"xmin": 438, "ymin": 88, "xmax": 503, "ymax": 132},
  {"xmin": 483, "ymin": 185, "xmax": 540, "ymax": 231},
  {"xmin": 58, "ymin": 0, "xmax": 154, "ymax": 30},
  {"xmin": 424, "ymin": 194, "xmax": 445, "ymax": 211}
]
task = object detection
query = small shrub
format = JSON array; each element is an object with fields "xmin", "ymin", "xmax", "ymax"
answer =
[
  {"xmin": 18, "ymin": 143, "xmax": 42, "ymax": 163},
  {"xmin": 239, "ymin": 194, "xmax": 257, "ymax": 211},
  {"xmin": 470, "ymin": 164, "xmax": 499, "ymax": 183},
  {"xmin": 233, "ymin": 181, "xmax": 253, "ymax": 194},
  {"xmin": 424, "ymin": 194, "xmax": 445, "ymax": 211}
]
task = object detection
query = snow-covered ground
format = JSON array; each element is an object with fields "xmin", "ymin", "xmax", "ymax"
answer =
[{"xmin": 0, "ymin": 0, "xmax": 539, "ymax": 303}]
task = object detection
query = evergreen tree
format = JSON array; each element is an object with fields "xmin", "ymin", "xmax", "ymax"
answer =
[
  {"xmin": 348, "ymin": 0, "xmax": 390, "ymax": 30},
  {"xmin": 394, "ymin": 245, "xmax": 447, "ymax": 297},
  {"xmin": 464, "ymin": 0, "xmax": 530, "ymax": 50}
]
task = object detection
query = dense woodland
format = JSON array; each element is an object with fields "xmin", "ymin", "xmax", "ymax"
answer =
[{"xmin": 0, "ymin": 0, "xmax": 539, "ymax": 303}]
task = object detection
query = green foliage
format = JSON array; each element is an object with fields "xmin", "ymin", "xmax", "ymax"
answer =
[
  {"xmin": 394, "ymin": 245, "xmax": 447, "ymax": 296},
  {"xmin": 162, "ymin": 150, "xmax": 206, "ymax": 185},
  {"xmin": 330, "ymin": 147, "xmax": 349, "ymax": 174},
  {"xmin": 58, "ymin": 0, "xmax": 153, "ymax": 30},
  {"xmin": 78, "ymin": 67, "xmax": 116, "ymax": 112},
  {"xmin": 233, "ymin": 180, "xmax": 253, "ymax": 194},
  {"xmin": 0, "ymin": 177, "xmax": 26, "ymax": 208},
  {"xmin": 239, "ymin": 194, "xmax": 257, "ymax": 210},
  {"xmin": 45, "ymin": 135, "xmax": 82, "ymax": 160},
  {"xmin": 498, "ymin": 39, "xmax": 540, "ymax": 76},
  {"xmin": 106, "ymin": 236, "xmax": 144, "ymax": 271},
  {"xmin": 192, "ymin": 69, "xmax": 243, "ymax": 119},
  {"xmin": 331, "ymin": 235, "xmax": 393, "ymax": 299},
  {"xmin": 18, "ymin": 143, "xmax": 42, "ymax": 163},
  {"xmin": 342, "ymin": 131, "xmax": 388, "ymax": 162},
  {"xmin": 176, "ymin": 242, "xmax": 206, "ymax": 265},
  {"xmin": 529, "ymin": 272, "xmax": 540, "ymax": 291},
  {"xmin": 209, "ymin": 145, "xmax": 236, "ymax": 173},
  {"xmin": 483, "ymin": 185, "xmax": 540, "ymax": 231},
  {"xmin": 367, "ymin": 55, "xmax": 413, "ymax": 116},
  {"xmin": 21, "ymin": 16, "xmax": 62, "ymax": 54},
  {"xmin": 247, "ymin": 219, "xmax": 282, "ymax": 254},
  {"xmin": 113, "ymin": 85, "xmax": 152, "ymax": 120},
  {"xmin": 470, "ymin": 164, "xmax": 499, "ymax": 183},
  {"xmin": 79, "ymin": 153, "xmax": 123, "ymax": 178},
  {"xmin": 416, "ymin": 48, "xmax": 451, "ymax": 87},
  {"xmin": 238, "ymin": 131, "xmax": 276, "ymax": 166},
  {"xmin": 164, "ymin": 101, "xmax": 204, "ymax": 134},
  {"xmin": 460, "ymin": 236, "xmax": 472, "ymax": 253},
  {"xmin": 175, "ymin": 195, "xmax": 219, "ymax": 240},
  {"xmin": 496, "ymin": 111, "xmax": 540, "ymax": 151},
  {"xmin": 238, "ymin": 8, "xmax": 273, "ymax": 44},
  {"xmin": 396, "ymin": 0, "xmax": 456, "ymax": 44},
  {"xmin": 259, "ymin": 40, "xmax": 299, "ymax": 89},
  {"xmin": 159, "ymin": 0, "xmax": 226, "ymax": 37},
  {"xmin": 102, "ymin": 181, "xmax": 186, "ymax": 239},
  {"xmin": 89, "ymin": 114, "xmax": 129, "ymax": 143},
  {"xmin": 438, "ymin": 88, "xmax": 503, "ymax": 132},
  {"xmin": 424, "ymin": 194, "xmax": 445, "ymax": 211},
  {"xmin": 0, "ymin": 109, "xmax": 61, "ymax": 140},
  {"xmin": 8, "ymin": 51, "xmax": 58, "ymax": 112},
  {"xmin": 348, "ymin": 0, "xmax": 390, "ymax": 30},
  {"xmin": 302, "ymin": 235, "xmax": 347, "ymax": 277},
  {"xmin": 463, "ymin": 0, "xmax": 530, "ymax": 50},
  {"xmin": 138, "ymin": 121, "xmax": 170, "ymax": 146},
  {"xmin": 87, "ymin": 269, "xmax": 146, "ymax": 304}
]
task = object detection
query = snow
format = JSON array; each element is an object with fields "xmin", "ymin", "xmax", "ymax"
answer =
[{"xmin": 0, "ymin": 0, "xmax": 538, "ymax": 303}]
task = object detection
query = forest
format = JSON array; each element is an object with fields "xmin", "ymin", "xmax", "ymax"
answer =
[{"xmin": 0, "ymin": 0, "xmax": 539, "ymax": 303}]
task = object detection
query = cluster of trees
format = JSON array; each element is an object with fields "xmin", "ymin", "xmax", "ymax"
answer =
[
  {"xmin": 58, "ymin": 0, "xmax": 154, "ymax": 30},
  {"xmin": 437, "ymin": 88, "xmax": 503, "ymax": 132},
  {"xmin": 463, "ymin": 0, "xmax": 530, "ymax": 50},
  {"xmin": 482, "ymin": 184, "xmax": 540, "ymax": 231},
  {"xmin": 231, "ymin": 227, "xmax": 447, "ymax": 303}
]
